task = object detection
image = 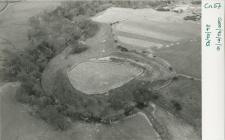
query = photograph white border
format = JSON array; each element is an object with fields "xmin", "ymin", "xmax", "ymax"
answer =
[{"xmin": 202, "ymin": 0, "xmax": 224, "ymax": 140}]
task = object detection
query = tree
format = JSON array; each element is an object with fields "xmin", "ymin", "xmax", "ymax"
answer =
[
  {"xmin": 133, "ymin": 88, "xmax": 151, "ymax": 105},
  {"xmin": 171, "ymin": 100, "xmax": 182, "ymax": 111}
]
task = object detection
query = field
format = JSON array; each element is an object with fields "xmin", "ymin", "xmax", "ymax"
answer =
[
  {"xmin": 153, "ymin": 105, "xmax": 200, "ymax": 140},
  {"xmin": 157, "ymin": 77, "xmax": 201, "ymax": 129},
  {"xmin": 67, "ymin": 60, "xmax": 143, "ymax": 94},
  {"xmin": 1, "ymin": 1, "xmax": 201, "ymax": 140},
  {"xmin": 93, "ymin": 7, "xmax": 200, "ymax": 52},
  {"xmin": 154, "ymin": 38, "xmax": 201, "ymax": 78},
  {"xmin": 0, "ymin": 1, "xmax": 59, "ymax": 49},
  {"xmin": 98, "ymin": 112, "xmax": 159, "ymax": 140}
]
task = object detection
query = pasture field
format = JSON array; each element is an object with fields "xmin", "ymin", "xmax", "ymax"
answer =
[
  {"xmin": 157, "ymin": 76, "xmax": 201, "ymax": 129},
  {"xmin": 154, "ymin": 38, "xmax": 201, "ymax": 78},
  {"xmin": 153, "ymin": 105, "xmax": 200, "ymax": 140}
]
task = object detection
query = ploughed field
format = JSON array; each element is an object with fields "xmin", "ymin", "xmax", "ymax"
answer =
[{"xmin": 93, "ymin": 7, "xmax": 200, "ymax": 51}]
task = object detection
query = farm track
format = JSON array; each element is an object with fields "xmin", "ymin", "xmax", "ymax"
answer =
[
  {"xmin": 143, "ymin": 107, "xmax": 172, "ymax": 140},
  {"xmin": 177, "ymin": 73, "xmax": 201, "ymax": 81}
]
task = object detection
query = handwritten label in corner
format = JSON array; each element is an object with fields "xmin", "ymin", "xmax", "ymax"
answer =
[{"xmin": 203, "ymin": 1, "xmax": 224, "ymax": 51}]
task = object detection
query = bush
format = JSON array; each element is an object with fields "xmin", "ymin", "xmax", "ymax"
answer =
[
  {"xmin": 69, "ymin": 45, "xmax": 88, "ymax": 54},
  {"xmin": 172, "ymin": 76, "xmax": 179, "ymax": 81},
  {"xmin": 171, "ymin": 100, "xmax": 182, "ymax": 111},
  {"xmin": 133, "ymin": 88, "xmax": 151, "ymax": 105}
]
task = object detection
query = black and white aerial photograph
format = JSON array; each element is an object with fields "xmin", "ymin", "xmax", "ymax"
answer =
[{"xmin": 0, "ymin": 0, "xmax": 201, "ymax": 140}]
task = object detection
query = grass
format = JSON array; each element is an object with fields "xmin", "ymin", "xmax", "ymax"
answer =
[{"xmin": 67, "ymin": 60, "xmax": 143, "ymax": 94}]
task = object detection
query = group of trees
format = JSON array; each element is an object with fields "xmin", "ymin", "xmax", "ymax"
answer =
[{"xmin": 108, "ymin": 82, "xmax": 160, "ymax": 111}]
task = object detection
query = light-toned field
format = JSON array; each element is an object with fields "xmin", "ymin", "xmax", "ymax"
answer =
[
  {"xmin": 92, "ymin": 7, "xmax": 184, "ymax": 24},
  {"xmin": 93, "ymin": 7, "xmax": 200, "ymax": 51},
  {"xmin": 67, "ymin": 61, "xmax": 143, "ymax": 94},
  {"xmin": 117, "ymin": 35, "xmax": 163, "ymax": 48},
  {"xmin": 116, "ymin": 23, "xmax": 181, "ymax": 42}
]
